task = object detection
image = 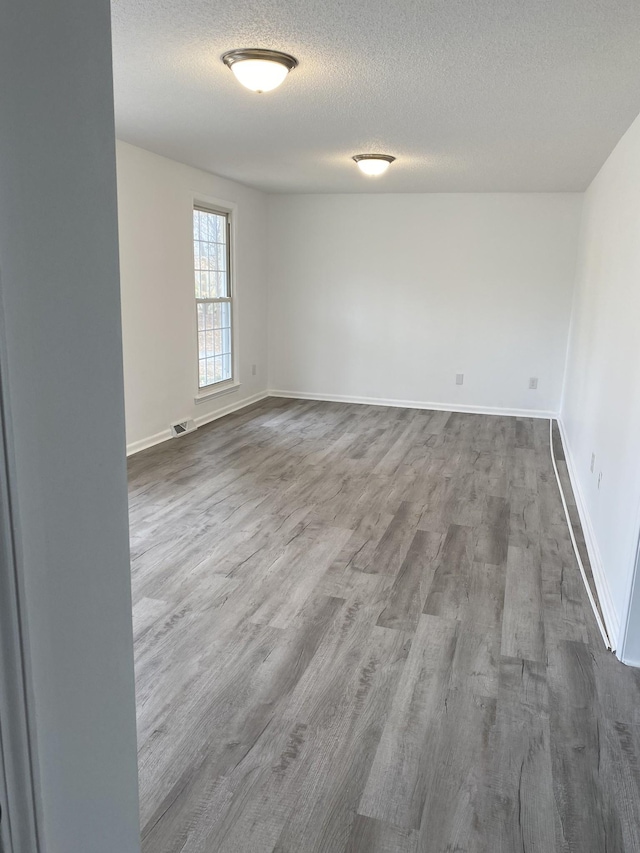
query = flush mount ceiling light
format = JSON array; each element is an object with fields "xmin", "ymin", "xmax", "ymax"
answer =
[
  {"xmin": 222, "ymin": 48, "xmax": 298, "ymax": 93},
  {"xmin": 352, "ymin": 154, "xmax": 396, "ymax": 176}
]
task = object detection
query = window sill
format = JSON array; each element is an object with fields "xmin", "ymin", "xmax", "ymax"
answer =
[{"xmin": 194, "ymin": 381, "xmax": 241, "ymax": 405}]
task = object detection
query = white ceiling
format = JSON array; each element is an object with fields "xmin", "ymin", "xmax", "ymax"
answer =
[{"xmin": 111, "ymin": 0, "xmax": 640, "ymax": 193}]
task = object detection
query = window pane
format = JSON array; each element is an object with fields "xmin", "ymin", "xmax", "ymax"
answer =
[
  {"xmin": 212, "ymin": 302, "xmax": 222, "ymax": 329},
  {"xmin": 197, "ymin": 314, "xmax": 233, "ymax": 386},
  {"xmin": 194, "ymin": 208, "xmax": 232, "ymax": 388},
  {"xmin": 211, "ymin": 242, "xmax": 220, "ymax": 270},
  {"xmin": 222, "ymin": 271, "xmax": 231, "ymax": 298},
  {"xmin": 208, "ymin": 272, "xmax": 218, "ymax": 299},
  {"xmin": 222, "ymin": 353, "xmax": 232, "ymax": 380}
]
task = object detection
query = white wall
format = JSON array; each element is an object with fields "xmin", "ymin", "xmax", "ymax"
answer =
[
  {"xmin": 117, "ymin": 142, "xmax": 269, "ymax": 453},
  {"xmin": 561, "ymin": 111, "xmax": 640, "ymax": 660},
  {"xmin": 268, "ymin": 194, "xmax": 582, "ymax": 415},
  {"xmin": 0, "ymin": 1, "xmax": 140, "ymax": 850}
]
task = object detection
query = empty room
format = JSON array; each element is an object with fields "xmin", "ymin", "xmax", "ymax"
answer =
[{"xmin": 2, "ymin": 1, "xmax": 640, "ymax": 852}]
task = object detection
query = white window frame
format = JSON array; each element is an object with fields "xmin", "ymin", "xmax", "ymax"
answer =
[{"xmin": 192, "ymin": 196, "xmax": 240, "ymax": 403}]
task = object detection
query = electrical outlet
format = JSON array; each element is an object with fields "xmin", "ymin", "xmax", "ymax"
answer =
[
  {"xmin": 598, "ymin": 471, "xmax": 603, "ymax": 490},
  {"xmin": 455, "ymin": 373, "xmax": 464, "ymax": 386},
  {"xmin": 251, "ymin": 364, "xmax": 257, "ymax": 376},
  {"xmin": 591, "ymin": 453, "xmax": 596, "ymax": 473},
  {"xmin": 529, "ymin": 377, "xmax": 538, "ymax": 390}
]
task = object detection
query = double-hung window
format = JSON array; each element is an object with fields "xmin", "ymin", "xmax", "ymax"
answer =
[{"xmin": 193, "ymin": 206, "xmax": 233, "ymax": 389}]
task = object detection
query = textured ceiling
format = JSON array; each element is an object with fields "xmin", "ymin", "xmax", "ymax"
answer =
[{"xmin": 111, "ymin": 0, "xmax": 640, "ymax": 193}]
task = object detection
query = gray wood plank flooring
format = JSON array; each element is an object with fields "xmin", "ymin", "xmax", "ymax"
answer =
[{"xmin": 128, "ymin": 398, "xmax": 640, "ymax": 852}]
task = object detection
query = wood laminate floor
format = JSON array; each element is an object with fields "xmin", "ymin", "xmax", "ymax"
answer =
[{"xmin": 128, "ymin": 398, "xmax": 640, "ymax": 853}]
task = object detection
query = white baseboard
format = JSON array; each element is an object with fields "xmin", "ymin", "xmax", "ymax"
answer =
[
  {"xmin": 193, "ymin": 391, "xmax": 268, "ymax": 429},
  {"xmin": 268, "ymin": 389, "xmax": 556, "ymax": 420},
  {"xmin": 126, "ymin": 429, "xmax": 172, "ymax": 457},
  {"xmin": 127, "ymin": 389, "xmax": 554, "ymax": 455},
  {"xmin": 126, "ymin": 391, "xmax": 269, "ymax": 456},
  {"xmin": 557, "ymin": 418, "xmax": 620, "ymax": 649}
]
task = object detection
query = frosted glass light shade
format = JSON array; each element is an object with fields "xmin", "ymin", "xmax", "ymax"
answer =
[
  {"xmin": 230, "ymin": 59, "xmax": 289, "ymax": 92},
  {"xmin": 222, "ymin": 49, "xmax": 298, "ymax": 93},
  {"xmin": 352, "ymin": 154, "xmax": 396, "ymax": 176}
]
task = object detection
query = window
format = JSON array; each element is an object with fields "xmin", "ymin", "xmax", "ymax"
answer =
[{"xmin": 193, "ymin": 206, "xmax": 233, "ymax": 389}]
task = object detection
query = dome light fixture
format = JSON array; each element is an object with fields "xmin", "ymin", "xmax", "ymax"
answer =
[
  {"xmin": 352, "ymin": 154, "xmax": 396, "ymax": 176},
  {"xmin": 222, "ymin": 48, "xmax": 298, "ymax": 93}
]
